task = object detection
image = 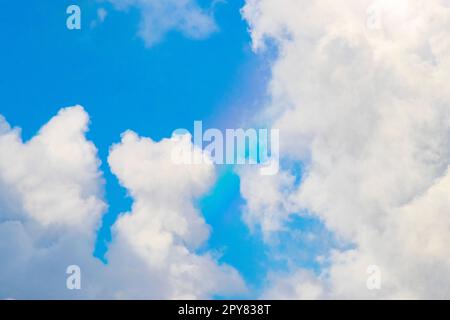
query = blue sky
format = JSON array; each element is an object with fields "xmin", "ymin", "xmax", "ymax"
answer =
[
  {"xmin": 0, "ymin": 0, "xmax": 333, "ymax": 298},
  {"xmin": 2, "ymin": 0, "xmax": 450, "ymax": 301}
]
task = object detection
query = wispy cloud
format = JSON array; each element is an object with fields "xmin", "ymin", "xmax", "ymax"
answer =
[{"xmin": 107, "ymin": 0, "xmax": 218, "ymax": 46}]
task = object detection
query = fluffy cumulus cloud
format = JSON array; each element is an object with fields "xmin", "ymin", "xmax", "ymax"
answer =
[
  {"xmin": 0, "ymin": 107, "xmax": 106, "ymax": 299},
  {"xmin": 241, "ymin": 0, "xmax": 450, "ymax": 299},
  {"xmin": 3, "ymin": 0, "xmax": 450, "ymax": 300},
  {"xmin": 106, "ymin": 131, "xmax": 245, "ymax": 299},
  {"xmin": 0, "ymin": 107, "xmax": 245, "ymax": 299},
  {"xmin": 107, "ymin": 0, "xmax": 217, "ymax": 46}
]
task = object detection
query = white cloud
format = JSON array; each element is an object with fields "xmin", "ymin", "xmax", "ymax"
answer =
[
  {"xmin": 0, "ymin": 106, "xmax": 105, "ymax": 231},
  {"xmin": 237, "ymin": 166, "xmax": 297, "ymax": 237},
  {"xmin": 241, "ymin": 0, "xmax": 450, "ymax": 299},
  {"xmin": 0, "ymin": 106, "xmax": 106, "ymax": 299},
  {"xmin": 106, "ymin": 131, "xmax": 246, "ymax": 299},
  {"xmin": 4, "ymin": 0, "xmax": 450, "ymax": 300},
  {"xmin": 262, "ymin": 270, "xmax": 325, "ymax": 300},
  {"xmin": 0, "ymin": 107, "xmax": 245, "ymax": 299},
  {"xmin": 107, "ymin": 0, "xmax": 217, "ymax": 46}
]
